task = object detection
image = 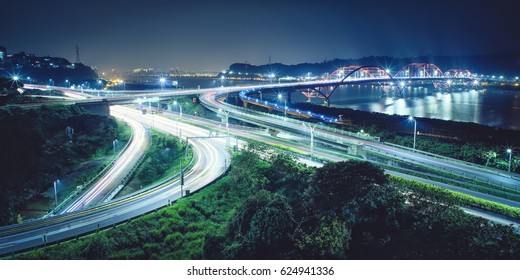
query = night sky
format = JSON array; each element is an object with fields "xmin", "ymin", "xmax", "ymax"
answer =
[{"xmin": 2, "ymin": 0, "xmax": 519, "ymax": 72}]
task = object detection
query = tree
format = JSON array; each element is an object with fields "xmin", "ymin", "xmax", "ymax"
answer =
[
  {"xmin": 219, "ymin": 190, "xmax": 297, "ymax": 259},
  {"xmin": 304, "ymin": 161, "xmax": 388, "ymax": 222},
  {"xmin": 297, "ymin": 214, "xmax": 351, "ymax": 259}
]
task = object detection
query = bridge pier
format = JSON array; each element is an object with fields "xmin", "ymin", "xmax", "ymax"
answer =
[
  {"xmin": 77, "ymin": 100, "xmax": 110, "ymax": 116},
  {"xmin": 268, "ymin": 128, "xmax": 280, "ymax": 137},
  {"xmin": 323, "ymin": 98, "xmax": 330, "ymax": 106},
  {"xmin": 349, "ymin": 144, "xmax": 365, "ymax": 158}
]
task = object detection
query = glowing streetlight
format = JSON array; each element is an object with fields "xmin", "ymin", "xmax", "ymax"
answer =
[
  {"xmin": 408, "ymin": 116, "xmax": 417, "ymax": 150},
  {"xmin": 277, "ymin": 93, "xmax": 287, "ymax": 118},
  {"xmin": 507, "ymin": 149, "xmax": 513, "ymax": 173},
  {"xmin": 173, "ymin": 100, "xmax": 183, "ymax": 118},
  {"xmin": 12, "ymin": 75, "xmax": 19, "ymax": 81},
  {"xmin": 159, "ymin": 77, "xmax": 166, "ymax": 90}
]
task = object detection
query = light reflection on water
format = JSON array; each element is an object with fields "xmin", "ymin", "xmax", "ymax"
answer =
[{"xmin": 291, "ymin": 85, "xmax": 520, "ymax": 130}]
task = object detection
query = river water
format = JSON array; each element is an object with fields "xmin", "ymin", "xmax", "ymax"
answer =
[
  {"xmin": 120, "ymin": 78, "xmax": 520, "ymax": 131},
  {"xmin": 290, "ymin": 84, "xmax": 520, "ymax": 131}
]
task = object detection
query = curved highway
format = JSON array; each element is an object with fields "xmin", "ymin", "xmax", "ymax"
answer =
[
  {"xmin": 199, "ymin": 89, "xmax": 520, "ymax": 191},
  {"xmin": 0, "ymin": 106, "xmax": 231, "ymax": 256},
  {"xmin": 61, "ymin": 108, "xmax": 149, "ymax": 213}
]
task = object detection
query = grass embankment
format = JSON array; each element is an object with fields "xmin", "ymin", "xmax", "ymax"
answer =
[
  {"xmin": 391, "ymin": 176, "xmax": 520, "ymax": 220},
  {"xmin": 0, "ymin": 105, "xmax": 124, "ymax": 225},
  {"xmin": 115, "ymin": 129, "xmax": 192, "ymax": 198},
  {"xmin": 17, "ymin": 157, "xmax": 253, "ymax": 259},
  {"xmin": 365, "ymin": 150, "xmax": 520, "ymax": 202},
  {"xmin": 290, "ymin": 102, "xmax": 520, "ymax": 173},
  {"xmin": 14, "ymin": 146, "xmax": 520, "ymax": 260}
]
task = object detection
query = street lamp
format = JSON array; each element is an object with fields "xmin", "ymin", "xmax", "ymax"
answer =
[
  {"xmin": 507, "ymin": 149, "xmax": 513, "ymax": 173},
  {"xmin": 113, "ymin": 139, "xmax": 118, "ymax": 155},
  {"xmin": 304, "ymin": 122, "xmax": 321, "ymax": 156},
  {"xmin": 173, "ymin": 100, "xmax": 183, "ymax": 118},
  {"xmin": 53, "ymin": 180, "xmax": 59, "ymax": 207},
  {"xmin": 160, "ymin": 77, "xmax": 166, "ymax": 90},
  {"xmin": 277, "ymin": 93, "xmax": 287, "ymax": 118},
  {"xmin": 408, "ymin": 116, "xmax": 417, "ymax": 150}
]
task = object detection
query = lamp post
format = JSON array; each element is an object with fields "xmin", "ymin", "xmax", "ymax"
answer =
[
  {"xmin": 173, "ymin": 100, "xmax": 183, "ymax": 118},
  {"xmin": 113, "ymin": 139, "xmax": 118, "ymax": 155},
  {"xmin": 53, "ymin": 180, "xmax": 59, "ymax": 207},
  {"xmin": 224, "ymin": 111, "xmax": 229, "ymax": 136},
  {"xmin": 507, "ymin": 149, "xmax": 513, "ymax": 173},
  {"xmin": 160, "ymin": 77, "xmax": 166, "ymax": 90},
  {"xmin": 304, "ymin": 122, "xmax": 321, "ymax": 156},
  {"xmin": 408, "ymin": 116, "xmax": 417, "ymax": 150},
  {"xmin": 277, "ymin": 93, "xmax": 287, "ymax": 118}
]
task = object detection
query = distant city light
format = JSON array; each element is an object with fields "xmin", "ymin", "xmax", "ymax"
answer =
[
  {"xmin": 473, "ymin": 80, "xmax": 479, "ymax": 85},
  {"xmin": 159, "ymin": 77, "xmax": 166, "ymax": 83},
  {"xmin": 12, "ymin": 76, "xmax": 19, "ymax": 81}
]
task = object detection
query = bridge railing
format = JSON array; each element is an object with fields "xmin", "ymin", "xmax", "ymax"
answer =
[{"xmin": 204, "ymin": 89, "xmax": 381, "ymax": 143}]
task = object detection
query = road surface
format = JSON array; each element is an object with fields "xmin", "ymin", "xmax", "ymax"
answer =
[{"xmin": 0, "ymin": 106, "xmax": 231, "ymax": 256}]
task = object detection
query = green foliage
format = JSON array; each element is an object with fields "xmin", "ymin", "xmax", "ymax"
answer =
[
  {"xmin": 0, "ymin": 105, "xmax": 121, "ymax": 225},
  {"xmin": 297, "ymin": 214, "xmax": 351, "ymax": 259},
  {"xmin": 16, "ymin": 152, "xmax": 520, "ymax": 260},
  {"xmin": 391, "ymin": 175, "xmax": 520, "ymax": 220},
  {"xmin": 135, "ymin": 131, "xmax": 184, "ymax": 186},
  {"xmin": 218, "ymin": 190, "xmax": 297, "ymax": 259}
]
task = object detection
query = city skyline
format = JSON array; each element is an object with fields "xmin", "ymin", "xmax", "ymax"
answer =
[{"xmin": 2, "ymin": 0, "xmax": 519, "ymax": 72}]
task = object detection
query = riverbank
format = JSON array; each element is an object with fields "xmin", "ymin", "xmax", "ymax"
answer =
[{"xmin": 264, "ymin": 101, "xmax": 520, "ymax": 173}]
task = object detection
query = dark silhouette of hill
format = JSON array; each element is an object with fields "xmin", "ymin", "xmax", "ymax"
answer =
[
  {"xmin": 0, "ymin": 46, "xmax": 98, "ymax": 85},
  {"xmin": 229, "ymin": 50, "xmax": 520, "ymax": 77}
]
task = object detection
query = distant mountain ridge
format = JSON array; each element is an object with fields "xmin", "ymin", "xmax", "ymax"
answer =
[
  {"xmin": 229, "ymin": 50, "xmax": 520, "ymax": 77},
  {"xmin": 0, "ymin": 45, "xmax": 98, "ymax": 85}
]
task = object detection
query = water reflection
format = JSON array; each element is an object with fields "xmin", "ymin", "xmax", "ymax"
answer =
[{"xmin": 290, "ymin": 84, "xmax": 520, "ymax": 130}]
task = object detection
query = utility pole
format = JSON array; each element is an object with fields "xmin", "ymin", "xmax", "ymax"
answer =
[
  {"xmin": 75, "ymin": 44, "xmax": 80, "ymax": 63},
  {"xmin": 305, "ymin": 122, "xmax": 320, "ymax": 156},
  {"xmin": 180, "ymin": 156, "xmax": 184, "ymax": 198},
  {"xmin": 53, "ymin": 180, "xmax": 58, "ymax": 207}
]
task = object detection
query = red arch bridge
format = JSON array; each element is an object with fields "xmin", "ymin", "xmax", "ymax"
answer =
[{"xmin": 261, "ymin": 63, "xmax": 477, "ymax": 106}]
